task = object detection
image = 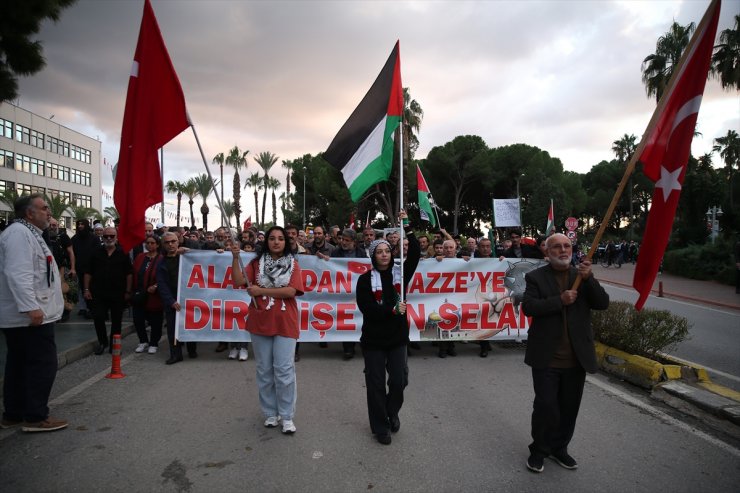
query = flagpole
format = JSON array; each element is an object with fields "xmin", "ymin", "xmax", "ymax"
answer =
[
  {"xmin": 398, "ymin": 117, "xmax": 405, "ymax": 303},
  {"xmin": 190, "ymin": 123, "xmax": 231, "ymax": 232},
  {"xmin": 571, "ymin": 0, "xmax": 719, "ymax": 292},
  {"xmin": 160, "ymin": 147, "xmax": 165, "ymax": 224}
]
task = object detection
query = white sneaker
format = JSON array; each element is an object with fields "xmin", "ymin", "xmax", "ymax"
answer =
[
  {"xmin": 264, "ymin": 416, "xmax": 280, "ymax": 428},
  {"xmin": 238, "ymin": 348, "xmax": 249, "ymax": 361},
  {"xmin": 148, "ymin": 345, "xmax": 158, "ymax": 354},
  {"xmin": 282, "ymin": 419, "xmax": 296, "ymax": 434},
  {"xmin": 135, "ymin": 343, "xmax": 149, "ymax": 353},
  {"xmin": 228, "ymin": 348, "xmax": 238, "ymax": 360}
]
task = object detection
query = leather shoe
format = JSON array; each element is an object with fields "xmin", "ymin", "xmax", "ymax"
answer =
[
  {"xmin": 188, "ymin": 351, "xmax": 198, "ymax": 359},
  {"xmin": 479, "ymin": 349, "xmax": 488, "ymax": 358},
  {"xmin": 375, "ymin": 433, "xmax": 392, "ymax": 445},
  {"xmin": 165, "ymin": 356, "xmax": 183, "ymax": 365},
  {"xmin": 93, "ymin": 344, "xmax": 106, "ymax": 355},
  {"xmin": 215, "ymin": 342, "xmax": 228, "ymax": 352},
  {"xmin": 390, "ymin": 416, "xmax": 400, "ymax": 433},
  {"xmin": 342, "ymin": 351, "xmax": 355, "ymax": 361}
]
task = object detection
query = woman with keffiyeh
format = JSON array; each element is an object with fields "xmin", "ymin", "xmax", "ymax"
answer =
[
  {"xmin": 356, "ymin": 210, "xmax": 420, "ymax": 445},
  {"xmin": 231, "ymin": 226, "xmax": 304, "ymax": 435}
]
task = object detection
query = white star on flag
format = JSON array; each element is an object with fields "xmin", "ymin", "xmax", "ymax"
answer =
[{"xmin": 654, "ymin": 165, "xmax": 683, "ymax": 202}]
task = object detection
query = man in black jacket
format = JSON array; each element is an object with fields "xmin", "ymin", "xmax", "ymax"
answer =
[{"xmin": 521, "ymin": 233, "xmax": 609, "ymax": 473}]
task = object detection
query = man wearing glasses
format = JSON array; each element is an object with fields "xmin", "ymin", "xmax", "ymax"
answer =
[{"xmin": 83, "ymin": 227, "xmax": 133, "ymax": 355}]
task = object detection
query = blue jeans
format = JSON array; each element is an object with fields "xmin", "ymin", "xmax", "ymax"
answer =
[{"xmin": 250, "ymin": 334, "xmax": 297, "ymax": 420}]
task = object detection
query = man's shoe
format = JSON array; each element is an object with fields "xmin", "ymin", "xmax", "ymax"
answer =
[
  {"xmin": 228, "ymin": 348, "xmax": 238, "ymax": 360},
  {"xmin": 437, "ymin": 349, "xmax": 447, "ymax": 358},
  {"xmin": 0, "ymin": 418, "xmax": 22, "ymax": 429},
  {"xmin": 135, "ymin": 343, "xmax": 149, "ymax": 353},
  {"xmin": 215, "ymin": 342, "xmax": 228, "ymax": 352},
  {"xmin": 479, "ymin": 348, "xmax": 488, "ymax": 358},
  {"xmin": 343, "ymin": 351, "xmax": 354, "ymax": 361},
  {"xmin": 165, "ymin": 356, "xmax": 183, "ymax": 365},
  {"xmin": 22, "ymin": 417, "xmax": 68, "ymax": 433},
  {"xmin": 238, "ymin": 348, "xmax": 249, "ymax": 361},
  {"xmin": 375, "ymin": 433, "xmax": 392, "ymax": 445},
  {"xmin": 281, "ymin": 419, "xmax": 296, "ymax": 434},
  {"xmin": 147, "ymin": 345, "xmax": 158, "ymax": 354},
  {"xmin": 264, "ymin": 416, "xmax": 281, "ymax": 428},
  {"xmin": 389, "ymin": 416, "xmax": 400, "ymax": 433},
  {"xmin": 188, "ymin": 351, "xmax": 198, "ymax": 359},
  {"xmin": 447, "ymin": 345, "xmax": 457, "ymax": 357},
  {"xmin": 93, "ymin": 344, "xmax": 106, "ymax": 355},
  {"xmin": 550, "ymin": 451, "xmax": 578, "ymax": 470},
  {"xmin": 526, "ymin": 454, "xmax": 545, "ymax": 473}
]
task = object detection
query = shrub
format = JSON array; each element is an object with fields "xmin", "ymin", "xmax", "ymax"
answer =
[
  {"xmin": 662, "ymin": 239, "xmax": 735, "ymax": 285},
  {"xmin": 592, "ymin": 301, "xmax": 691, "ymax": 359}
]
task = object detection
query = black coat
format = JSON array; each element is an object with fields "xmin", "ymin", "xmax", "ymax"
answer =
[{"xmin": 522, "ymin": 264, "xmax": 609, "ymax": 373}]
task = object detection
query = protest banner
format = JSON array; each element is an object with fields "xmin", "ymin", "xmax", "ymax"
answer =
[
  {"xmin": 175, "ymin": 251, "xmax": 541, "ymax": 343},
  {"xmin": 492, "ymin": 198, "xmax": 521, "ymax": 227}
]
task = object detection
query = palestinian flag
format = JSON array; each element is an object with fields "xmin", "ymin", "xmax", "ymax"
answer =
[
  {"xmin": 417, "ymin": 165, "xmax": 437, "ymax": 227},
  {"xmin": 324, "ymin": 41, "xmax": 403, "ymax": 202},
  {"xmin": 545, "ymin": 199, "xmax": 554, "ymax": 236}
]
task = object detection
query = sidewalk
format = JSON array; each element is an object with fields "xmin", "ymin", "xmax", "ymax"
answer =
[{"xmin": 592, "ymin": 262, "xmax": 740, "ymax": 311}]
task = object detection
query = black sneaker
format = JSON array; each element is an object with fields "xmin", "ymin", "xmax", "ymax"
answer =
[
  {"xmin": 389, "ymin": 416, "xmax": 400, "ymax": 433},
  {"xmin": 550, "ymin": 451, "xmax": 578, "ymax": 469},
  {"xmin": 526, "ymin": 454, "xmax": 544, "ymax": 473}
]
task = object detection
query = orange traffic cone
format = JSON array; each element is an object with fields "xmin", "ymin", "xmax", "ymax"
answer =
[{"xmin": 106, "ymin": 334, "xmax": 125, "ymax": 379}]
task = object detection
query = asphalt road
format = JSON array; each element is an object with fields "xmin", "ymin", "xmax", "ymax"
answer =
[
  {"xmin": 603, "ymin": 284, "xmax": 740, "ymax": 392},
  {"xmin": 1, "ymin": 337, "xmax": 738, "ymax": 492}
]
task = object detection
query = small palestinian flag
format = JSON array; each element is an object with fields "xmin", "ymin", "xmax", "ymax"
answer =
[
  {"xmin": 545, "ymin": 199, "xmax": 554, "ymax": 236},
  {"xmin": 417, "ymin": 165, "xmax": 437, "ymax": 227},
  {"xmin": 324, "ymin": 41, "xmax": 403, "ymax": 202}
]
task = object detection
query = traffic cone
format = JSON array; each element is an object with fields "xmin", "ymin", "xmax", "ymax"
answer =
[{"xmin": 106, "ymin": 334, "xmax": 125, "ymax": 379}]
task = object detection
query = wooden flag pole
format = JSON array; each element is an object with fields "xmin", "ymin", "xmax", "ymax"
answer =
[{"xmin": 571, "ymin": 0, "xmax": 719, "ymax": 291}]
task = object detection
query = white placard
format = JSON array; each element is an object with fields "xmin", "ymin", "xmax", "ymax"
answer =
[{"xmin": 493, "ymin": 198, "xmax": 521, "ymax": 227}]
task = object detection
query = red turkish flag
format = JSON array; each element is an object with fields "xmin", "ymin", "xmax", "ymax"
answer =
[
  {"xmin": 114, "ymin": 0, "xmax": 189, "ymax": 252},
  {"xmin": 633, "ymin": 0, "xmax": 720, "ymax": 310}
]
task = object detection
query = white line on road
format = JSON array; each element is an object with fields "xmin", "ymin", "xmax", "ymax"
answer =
[
  {"xmin": 587, "ymin": 375, "xmax": 740, "ymax": 458},
  {"xmin": 603, "ymin": 283, "xmax": 740, "ymax": 317}
]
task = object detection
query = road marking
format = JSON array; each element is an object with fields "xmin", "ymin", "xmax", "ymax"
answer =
[
  {"xmin": 587, "ymin": 375, "xmax": 740, "ymax": 458},
  {"xmin": 603, "ymin": 284, "xmax": 740, "ymax": 317},
  {"xmin": 659, "ymin": 353, "xmax": 740, "ymax": 384}
]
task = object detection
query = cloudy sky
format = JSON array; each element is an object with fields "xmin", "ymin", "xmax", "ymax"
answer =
[{"xmin": 13, "ymin": 0, "xmax": 740, "ymax": 226}]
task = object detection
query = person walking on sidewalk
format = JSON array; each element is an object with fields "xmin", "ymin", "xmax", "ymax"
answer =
[
  {"xmin": 131, "ymin": 236, "xmax": 164, "ymax": 354},
  {"xmin": 521, "ymin": 233, "xmax": 609, "ymax": 473},
  {"xmin": 230, "ymin": 226, "xmax": 304, "ymax": 435},
  {"xmin": 0, "ymin": 194, "xmax": 67, "ymax": 432},
  {"xmin": 83, "ymin": 227, "xmax": 132, "ymax": 355}
]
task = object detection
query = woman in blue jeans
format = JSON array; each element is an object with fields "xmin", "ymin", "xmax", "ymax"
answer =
[{"xmin": 231, "ymin": 226, "xmax": 304, "ymax": 434}]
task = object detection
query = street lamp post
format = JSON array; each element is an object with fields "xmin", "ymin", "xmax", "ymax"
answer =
[
  {"xmin": 302, "ymin": 166, "xmax": 307, "ymax": 230},
  {"xmin": 706, "ymin": 206, "xmax": 723, "ymax": 243}
]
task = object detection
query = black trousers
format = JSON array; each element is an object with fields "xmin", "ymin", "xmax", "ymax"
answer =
[
  {"xmin": 165, "ymin": 308, "xmax": 196, "ymax": 358},
  {"xmin": 529, "ymin": 366, "xmax": 586, "ymax": 457},
  {"xmin": 93, "ymin": 296, "xmax": 125, "ymax": 347},
  {"xmin": 363, "ymin": 345, "xmax": 408, "ymax": 435},
  {"xmin": 2, "ymin": 323, "xmax": 57, "ymax": 422},
  {"xmin": 133, "ymin": 306, "xmax": 163, "ymax": 346}
]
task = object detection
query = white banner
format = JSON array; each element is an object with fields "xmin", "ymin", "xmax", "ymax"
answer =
[
  {"xmin": 493, "ymin": 198, "xmax": 521, "ymax": 227},
  {"xmin": 175, "ymin": 251, "xmax": 543, "ymax": 343}
]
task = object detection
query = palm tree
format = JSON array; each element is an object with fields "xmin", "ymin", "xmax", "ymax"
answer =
[
  {"xmin": 191, "ymin": 173, "xmax": 218, "ymax": 231},
  {"xmin": 711, "ymin": 14, "xmax": 739, "ymax": 91},
  {"xmin": 713, "ymin": 129, "xmax": 740, "ymax": 209},
  {"xmin": 103, "ymin": 206, "xmax": 119, "ymax": 225},
  {"xmin": 612, "ymin": 134, "xmax": 638, "ymax": 239},
  {"xmin": 0, "ymin": 188, "xmax": 20, "ymax": 218},
  {"xmin": 281, "ymin": 159, "xmax": 292, "ymax": 208},
  {"xmin": 182, "ymin": 179, "xmax": 199, "ymax": 228},
  {"xmin": 266, "ymin": 176, "xmax": 281, "ymax": 225},
  {"xmin": 254, "ymin": 151, "xmax": 279, "ymax": 228},
  {"xmin": 246, "ymin": 172, "xmax": 262, "ymax": 228},
  {"xmin": 222, "ymin": 199, "xmax": 235, "ymax": 226},
  {"xmin": 225, "ymin": 146, "xmax": 249, "ymax": 231},
  {"xmin": 402, "ymin": 87, "xmax": 424, "ymax": 161},
  {"xmin": 44, "ymin": 193, "xmax": 71, "ymax": 220},
  {"xmin": 69, "ymin": 205, "xmax": 101, "ymax": 223},
  {"xmin": 165, "ymin": 179, "xmax": 187, "ymax": 228},
  {"xmin": 642, "ymin": 21, "xmax": 695, "ymax": 102},
  {"xmin": 212, "ymin": 152, "xmax": 225, "ymax": 227}
]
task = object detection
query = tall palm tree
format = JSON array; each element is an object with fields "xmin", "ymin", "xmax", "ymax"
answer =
[
  {"xmin": 612, "ymin": 134, "xmax": 638, "ymax": 239},
  {"xmin": 711, "ymin": 14, "xmax": 739, "ymax": 91},
  {"xmin": 254, "ymin": 151, "xmax": 279, "ymax": 228},
  {"xmin": 192, "ymin": 173, "xmax": 218, "ymax": 232},
  {"xmin": 44, "ymin": 193, "xmax": 71, "ymax": 220},
  {"xmin": 222, "ymin": 199, "xmax": 235, "ymax": 226},
  {"xmin": 713, "ymin": 129, "xmax": 740, "ymax": 209},
  {"xmin": 246, "ymin": 172, "xmax": 262, "ymax": 225},
  {"xmin": 182, "ymin": 179, "xmax": 199, "ymax": 228},
  {"xmin": 103, "ymin": 206, "xmax": 120, "ymax": 225},
  {"xmin": 69, "ymin": 205, "xmax": 101, "ymax": 223},
  {"xmin": 402, "ymin": 87, "xmax": 424, "ymax": 161},
  {"xmin": 212, "ymin": 152, "xmax": 225, "ymax": 227},
  {"xmin": 281, "ymin": 159, "xmax": 292, "ymax": 208},
  {"xmin": 225, "ymin": 146, "xmax": 249, "ymax": 231},
  {"xmin": 266, "ymin": 176, "xmax": 281, "ymax": 225},
  {"xmin": 641, "ymin": 21, "xmax": 695, "ymax": 102},
  {"xmin": 165, "ymin": 179, "xmax": 187, "ymax": 228}
]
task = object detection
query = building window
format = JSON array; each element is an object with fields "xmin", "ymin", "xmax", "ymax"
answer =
[
  {"xmin": 0, "ymin": 119, "xmax": 12, "ymax": 139},
  {"xmin": 30, "ymin": 157, "xmax": 45, "ymax": 176},
  {"xmin": 72, "ymin": 193, "xmax": 91, "ymax": 208},
  {"xmin": 30, "ymin": 129, "xmax": 45, "ymax": 149},
  {"xmin": 0, "ymin": 180, "xmax": 15, "ymax": 193},
  {"xmin": 15, "ymin": 154, "xmax": 31, "ymax": 173},
  {"xmin": 16, "ymin": 183, "xmax": 45, "ymax": 196},
  {"xmin": 15, "ymin": 125, "xmax": 30, "ymax": 145},
  {"xmin": 0, "ymin": 149, "xmax": 12, "ymax": 168}
]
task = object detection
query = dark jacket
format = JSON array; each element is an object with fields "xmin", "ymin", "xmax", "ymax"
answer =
[
  {"xmin": 87, "ymin": 245, "xmax": 133, "ymax": 299},
  {"xmin": 502, "ymin": 243, "xmax": 543, "ymax": 259},
  {"xmin": 132, "ymin": 253, "xmax": 163, "ymax": 311},
  {"xmin": 521, "ymin": 264, "xmax": 609, "ymax": 373},
  {"xmin": 156, "ymin": 254, "xmax": 180, "ymax": 310},
  {"xmin": 357, "ymin": 231, "xmax": 420, "ymax": 350}
]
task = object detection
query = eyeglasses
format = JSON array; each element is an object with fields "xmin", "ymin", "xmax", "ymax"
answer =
[
  {"xmin": 164, "ymin": 240, "xmax": 178, "ymax": 244},
  {"xmin": 102, "ymin": 235, "xmax": 116, "ymax": 239}
]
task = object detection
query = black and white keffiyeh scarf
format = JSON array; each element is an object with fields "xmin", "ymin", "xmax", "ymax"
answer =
[{"xmin": 256, "ymin": 254, "xmax": 295, "ymax": 310}]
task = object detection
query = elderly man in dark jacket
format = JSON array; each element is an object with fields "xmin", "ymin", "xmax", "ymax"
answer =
[{"xmin": 521, "ymin": 233, "xmax": 609, "ymax": 473}]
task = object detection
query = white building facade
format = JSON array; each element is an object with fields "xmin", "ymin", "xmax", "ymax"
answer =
[{"xmin": 0, "ymin": 102, "xmax": 102, "ymax": 231}]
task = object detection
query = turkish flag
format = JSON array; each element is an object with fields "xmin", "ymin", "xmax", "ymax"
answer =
[
  {"xmin": 633, "ymin": 0, "xmax": 720, "ymax": 310},
  {"xmin": 114, "ymin": 0, "xmax": 189, "ymax": 252},
  {"xmin": 243, "ymin": 216, "xmax": 252, "ymax": 231}
]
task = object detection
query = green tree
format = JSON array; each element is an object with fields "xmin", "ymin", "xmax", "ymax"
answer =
[
  {"xmin": 642, "ymin": 21, "xmax": 695, "ymax": 102},
  {"xmin": 69, "ymin": 205, "xmax": 101, "ymax": 223},
  {"xmin": 711, "ymin": 14, "xmax": 740, "ymax": 91},
  {"xmin": 225, "ymin": 146, "xmax": 249, "ymax": 231},
  {"xmin": 672, "ymin": 152, "xmax": 723, "ymax": 246},
  {"xmin": 266, "ymin": 176, "xmax": 281, "ymax": 225},
  {"xmin": 103, "ymin": 205, "xmax": 119, "ymax": 224},
  {"xmin": 0, "ymin": 0, "xmax": 77, "ymax": 102},
  {"xmin": 44, "ymin": 192, "xmax": 70, "ymax": 220},
  {"xmin": 0, "ymin": 188, "xmax": 20, "ymax": 218},
  {"xmin": 165, "ymin": 179, "xmax": 187, "ymax": 228},
  {"xmin": 221, "ymin": 199, "xmax": 234, "ymax": 226},
  {"xmin": 245, "ymin": 172, "xmax": 262, "ymax": 226},
  {"xmin": 191, "ymin": 173, "xmax": 218, "ymax": 232},
  {"xmin": 254, "ymin": 151, "xmax": 278, "ymax": 228},
  {"xmin": 402, "ymin": 87, "xmax": 424, "ymax": 161},
  {"xmin": 713, "ymin": 129, "xmax": 740, "ymax": 211},
  {"xmin": 182, "ymin": 179, "xmax": 199, "ymax": 228},
  {"xmin": 612, "ymin": 133, "xmax": 638, "ymax": 239}
]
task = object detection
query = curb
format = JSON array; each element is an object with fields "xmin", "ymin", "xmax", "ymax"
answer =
[{"xmin": 599, "ymin": 278, "xmax": 740, "ymax": 312}]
